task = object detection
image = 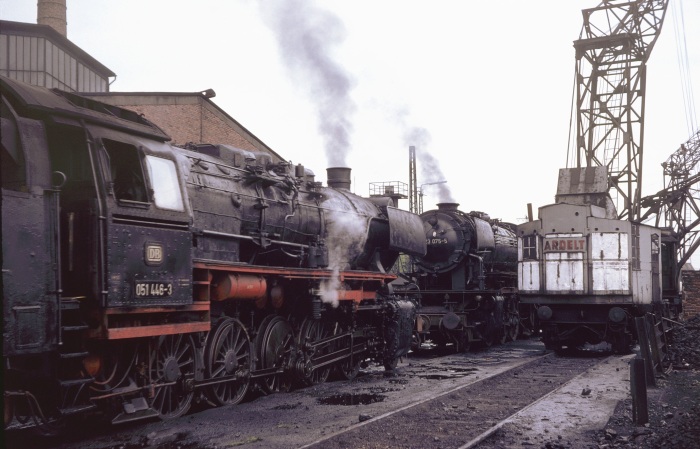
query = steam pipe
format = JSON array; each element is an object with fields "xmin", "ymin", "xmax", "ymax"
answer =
[{"xmin": 469, "ymin": 253, "xmax": 486, "ymax": 290}]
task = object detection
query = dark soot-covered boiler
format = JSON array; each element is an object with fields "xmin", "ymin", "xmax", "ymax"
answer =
[
  {"xmin": 408, "ymin": 203, "xmax": 520, "ymax": 351},
  {"xmin": 185, "ymin": 157, "xmax": 424, "ymax": 275},
  {"xmin": 417, "ymin": 203, "xmax": 517, "ymax": 283}
]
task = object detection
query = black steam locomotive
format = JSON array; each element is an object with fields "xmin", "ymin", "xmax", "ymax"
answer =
[
  {"xmin": 403, "ymin": 203, "xmax": 525, "ymax": 352},
  {"xmin": 1, "ymin": 75, "xmax": 426, "ymax": 431}
]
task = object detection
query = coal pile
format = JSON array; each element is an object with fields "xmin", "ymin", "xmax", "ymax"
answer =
[
  {"xmin": 667, "ymin": 314, "xmax": 700, "ymax": 370},
  {"xmin": 587, "ymin": 314, "xmax": 700, "ymax": 449}
]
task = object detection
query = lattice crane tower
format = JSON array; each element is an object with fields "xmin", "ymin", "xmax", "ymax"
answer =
[
  {"xmin": 571, "ymin": 0, "xmax": 669, "ymax": 221},
  {"xmin": 641, "ymin": 131, "xmax": 700, "ymax": 268}
]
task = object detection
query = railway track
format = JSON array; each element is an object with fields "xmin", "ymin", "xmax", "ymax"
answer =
[
  {"xmin": 300, "ymin": 353, "xmax": 605, "ymax": 449},
  {"xmin": 5, "ymin": 340, "xmax": 620, "ymax": 449}
]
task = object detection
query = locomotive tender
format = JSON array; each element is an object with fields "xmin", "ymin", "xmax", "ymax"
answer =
[
  {"xmin": 1, "ymin": 75, "xmax": 426, "ymax": 429},
  {"xmin": 516, "ymin": 167, "xmax": 680, "ymax": 353},
  {"xmin": 405, "ymin": 203, "xmax": 521, "ymax": 351}
]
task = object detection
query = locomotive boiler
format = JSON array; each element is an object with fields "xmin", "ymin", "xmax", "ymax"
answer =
[
  {"xmin": 1, "ymin": 75, "xmax": 426, "ymax": 431},
  {"xmin": 405, "ymin": 203, "xmax": 521, "ymax": 351}
]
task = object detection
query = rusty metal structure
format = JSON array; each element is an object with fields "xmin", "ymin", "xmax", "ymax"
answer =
[
  {"xmin": 516, "ymin": 0, "xmax": 680, "ymax": 353},
  {"xmin": 369, "ymin": 180, "xmax": 409, "ymax": 208},
  {"xmin": 571, "ymin": 0, "xmax": 669, "ymax": 221},
  {"xmin": 408, "ymin": 145, "xmax": 418, "ymax": 213},
  {"xmin": 641, "ymin": 130, "xmax": 700, "ymax": 269}
]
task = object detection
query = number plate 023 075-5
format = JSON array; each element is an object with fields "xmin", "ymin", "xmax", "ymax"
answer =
[{"xmin": 134, "ymin": 281, "xmax": 173, "ymax": 298}]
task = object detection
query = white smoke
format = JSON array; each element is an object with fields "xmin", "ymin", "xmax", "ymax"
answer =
[
  {"xmin": 257, "ymin": 0, "xmax": 356, "ymax": 167},
  {"xmin": 396, "ymin": 108, "xmax": 455, "ymax": 203},
  {"xmin": 319, "ymin": 208, "xmax": 368, "ymax": 307}
]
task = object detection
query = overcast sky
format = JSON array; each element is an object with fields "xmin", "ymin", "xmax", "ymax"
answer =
[{"xmin": 2, "ymin": 0, "xmax": 699, "ymax": 225}]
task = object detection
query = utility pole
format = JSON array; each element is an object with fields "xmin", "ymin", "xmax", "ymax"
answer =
[{"xmin": 409, "ymin": 145, "xmax": 418, "ymax": 214}]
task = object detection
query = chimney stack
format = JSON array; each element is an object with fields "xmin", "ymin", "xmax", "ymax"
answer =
[
  {"xmin": 437, "ymin": 202, "xmax": 460, "ymax": 211},
  {"xmin": 326, "ymin": 167, "xmax": 351, "ymax": 190},
  {"xmin": 38, "ymin": 0, "xmax": 67, "ymax": 38}
]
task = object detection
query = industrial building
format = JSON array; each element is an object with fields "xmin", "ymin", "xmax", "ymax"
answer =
[{"xmin": 0, "ymin": 0, "xmax": 283, "ymax": 161}]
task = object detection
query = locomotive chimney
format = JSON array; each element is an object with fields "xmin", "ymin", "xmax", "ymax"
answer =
[
  {"xmin": 437, "ymin": 202, "xmax": 459, "ymax": 211},
  {"xmin": 326, "ymin": 167, "xmax": 351, "ymax": 190},
  {"xmin": 38, "ymin": 0, "xmax": 68, "ymax": 38}
]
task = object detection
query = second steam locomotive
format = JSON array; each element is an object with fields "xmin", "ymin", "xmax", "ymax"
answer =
[{"xmin": 404, "ymin": 204, "xmax": 524, "ymax": 352}]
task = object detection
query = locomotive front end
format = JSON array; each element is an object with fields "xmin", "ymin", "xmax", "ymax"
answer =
[{"xmin": 408, "ymin": 204, "xmax": 520, "ymax": 352}]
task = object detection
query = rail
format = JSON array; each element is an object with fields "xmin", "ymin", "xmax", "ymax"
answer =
[{"xmin": 299, "ymin": 353, "xmax": 597, "ymax": 449}]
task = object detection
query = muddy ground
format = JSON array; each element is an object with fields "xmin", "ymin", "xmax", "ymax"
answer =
[
  {"xmin": 585, "ymin": 315, "xmax": 700, "ymax": 449},
  {"xmin": 481, "ymin": 315, "xmax": 700, "ymax": 449},
  {"xmin": 4, "ymin": 338, "xmax": 549, "ymax": 449},
  {"xmin": 4, "ymin": 318, "xmax": 699, "ymax": 449}
]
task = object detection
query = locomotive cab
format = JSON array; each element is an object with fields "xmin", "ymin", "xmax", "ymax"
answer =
[
  {"xmin": 97, "ymin": 133, "xmax": 193, "ymax": 309},
  {"xmin": 2, "ymin": 77, "xmax": 208, "ymax": 425}
]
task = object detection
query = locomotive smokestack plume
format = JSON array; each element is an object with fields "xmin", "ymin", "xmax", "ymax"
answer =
[
  {"xmin": 401, "ymin": 122, "xmax": 455, "ymax": 203},
  {"xmin": 257, "ymin": 0, "xmax": 356, "ymax": 168},
  {"xmin": 38, "ymin": 0, "xmax": 67, "ymax": 37},
  {"xmin": 326, "ymin": 167, "xmax": 351, "ymax": 190}
]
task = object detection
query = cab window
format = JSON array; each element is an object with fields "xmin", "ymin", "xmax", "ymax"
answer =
[
  {"xmin": 522, "ymin": 235, "xmax": 538, "ymax": 260},
  {"xmin": 104, "ymin": 139, "xmax": 148, "ymax": 203},
  {"xmin": 145, "ymin": 155, "xmax": 184, "ymax": 211}
]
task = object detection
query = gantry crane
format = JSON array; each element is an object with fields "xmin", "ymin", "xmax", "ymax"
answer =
[
  {"xmin": 572, "ymin": 0, "xmax": 700, "ymax": 286},
  {"xmin": 641, "ymin": 131, "xmax": 700, "ymax": 269},
  {"xmin": 570, "ymin": 0, "xmax": 669, "ymax": 221}
]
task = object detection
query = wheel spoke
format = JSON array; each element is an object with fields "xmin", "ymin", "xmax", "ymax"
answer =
[
  {"xmin": 297, "ymin": 319, "xmax": 335, "ymax": 385},
  {"xmin": 149, "ymin": 334, "xmax": 196, "ymax": 419},
  {"xmin": 175, "ymin": 336, "xmax": 189, "ymax": 361},
  {"xmin": 256, "ymin": 316, "xmax": 293, "ymax": 393},
  {"xmin": 230, "ymin": 327, "xmax": 243, "ymax": 351},
  {"xmin": 205, "ymin": 318, "xmax": 251, "ymax": 406},
  {"xmin": 211, "ymin": 363, "xmax": 226, "ymax": 378},
  {"xmin": 178, "ymin": 355, "xmax": 194, "ymax": 370}
]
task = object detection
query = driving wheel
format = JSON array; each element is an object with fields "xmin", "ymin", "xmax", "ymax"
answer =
[
  {"xmin": 298, "ymin": 319, "xmax": 333, "ymax": 385},
  {"xmin": 255, "ymin": 315, "xmax": 294, "ymax": 393},
  {"xmin": 205, "ymin": 318, "xmax": 251, "ymax": 406},
  {"xmin": 149, "ymin": 334, "xmax": 196, "ymax": 419}
]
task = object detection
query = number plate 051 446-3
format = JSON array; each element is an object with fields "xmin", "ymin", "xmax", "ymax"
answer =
[{"xmin": 134, "ymin": 281, "xmax": 173, "ymax": 298}]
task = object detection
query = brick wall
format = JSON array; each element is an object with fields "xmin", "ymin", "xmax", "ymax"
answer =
[
  {"xmin": 681, "ymin": 270, "xmax": 700, "ymax": 318},
  {"xmin": 120, "ymin": 103, "xmax": 264, "ymax": 153},
  {"xmin": 131, "ymin": 104, "xmax": 202, "ymax": 147},
  {"xmin": 201, "ymin": 107, "xmax": 264, "ymax": 152},
  {"xmin": 84, "ymin": 93, "xmax": 284, "ymax": 162}
]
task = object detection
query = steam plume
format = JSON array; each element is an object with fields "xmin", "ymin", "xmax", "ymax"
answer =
[
  {"xmin": 318, "ymin": 204, "xmax": 369, "ymax": 307},
  {"xmin": 397, "ymin": 109, "xmax": 455, "ymax": 203},
  {"xmin": 257, "ymin": 0, "xmax": 356, "ymax": 167}
]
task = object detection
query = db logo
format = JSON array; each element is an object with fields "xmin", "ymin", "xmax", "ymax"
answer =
[{"xmin": 145, "ymin": 243, "xmax": 163, "ymax": 265}]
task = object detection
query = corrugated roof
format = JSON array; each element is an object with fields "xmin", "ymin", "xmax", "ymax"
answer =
[{"xmin": 0, "ymin": 20, "xmax": 116, "ymax": 78}]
